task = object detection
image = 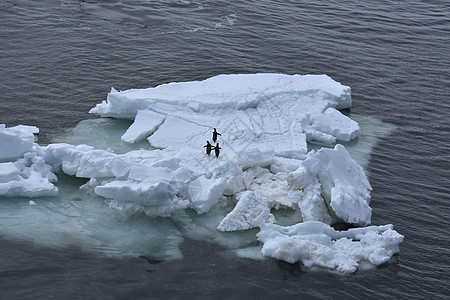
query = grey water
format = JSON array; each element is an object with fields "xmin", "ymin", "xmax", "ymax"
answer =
[{"xmin": 0, "ymin": 0, "xmax": 449, "ymax": 299}]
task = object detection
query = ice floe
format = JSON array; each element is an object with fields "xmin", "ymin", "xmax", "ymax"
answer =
[
  {"xmin": 0, "ymin": 74, "xmax": 403, "ymax": 272},
  {"xmin": 257, "ymin": 221, "xmax": 404, "ymax": 273}
]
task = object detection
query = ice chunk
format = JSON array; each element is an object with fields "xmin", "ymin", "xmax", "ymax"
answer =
[
  {"xmin": 288, "ymin": 175, "xmax": 334, "ymax": 224},
  {"xmin": 90, "ymin": 74, "xmax": 352, "ymax": 118},
  {"xmin": 218, "ymin": 169, "xmax": 293, "ymax": 232},
  {"xmin": 94, "ymin": 166, "xmax": 193, "ymax": 217},
  {"xmin": 0, "ymin": 124, "xmax": 38, "ymax": 161},
  {"xmin": 188, "ymin": 175, "xmax": 227, "ymax": 214},
  {"xmin": 95, "ymin": 179, "xmax": 175, "ymax": 205},
  {"xmin": 217, "ymin": 190, "xmax": 275, "ymax": 231},
  {"xmin": 11, "ymin": 124, "xmax": 39, "ymax": 135},
  {"xmin": 18, "ymin": 151, "xmax": 58, "ymax": 183},
  {"xmin": 94, "ymin": 175, "xmax": 190, "ymax": 218},
  {"xmin": 0, "ymin": 160, "xmax": 58, "ymax": 197},
  {"xmin": 42, "ymin": 143, "xmax": 129, "ymax": 179},
  {"xmin": 257, "ymin": 221, "xmax": 404, "ymax": 273},
  {"xmin": 0, "ymin": 172, "xmax": 57, "ymax": 197},
  {"xmin": 0, "ymin": 148, "xmax": 58, "ymax": 197},
  {"xmin": 288, "ymin": 144, "xmax": 372, "ymax": 226},
  {"xmin": 317, "ymin": 145, "xmax": 372, "ymax": 225},
  {"xmin": 0, "ymin": 162, "xmax": 20, "ymax": 182},
  {"xmin": 89, "ymin": 87, "xmax": 150, "ymax": 119},
  {"xmin": 121, "ymin": 109, "xmax": 165, "ymax": 143},
  {"xmin": 41, "ymin": 143, "xmax": 196, "ymax": 216},
  {"xmin": 310, "ymin": 107, "xmax": 360, "ymax": 142}
]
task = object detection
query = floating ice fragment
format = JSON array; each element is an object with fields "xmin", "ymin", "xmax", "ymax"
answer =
[
  {"xmin": 310, "ymin": 107, "xmax": 360, "ymax": 142},
  {"xmin": 257, "ymin": 221, "xmax": 404, "ymax": 273}
]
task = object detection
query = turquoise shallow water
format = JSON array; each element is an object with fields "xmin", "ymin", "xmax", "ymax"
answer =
[{"xmin": 0, "ymin": 0, "xmax": 449, "ymax": 298}]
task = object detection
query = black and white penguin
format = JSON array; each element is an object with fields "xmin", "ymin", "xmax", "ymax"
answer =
[
  {"xmin": 203, "ymin": 141, "xmax": 214, "ymax": 155},
  {"xmin": 214, "ymin": 143, "xmax": 221, "ymax": 158},
  {"xmin": 212, "ymin": 128, "xmax": 221, "ymax": 142}
]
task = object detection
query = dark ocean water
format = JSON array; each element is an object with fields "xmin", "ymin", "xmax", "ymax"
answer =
[{"xmin": 1, "ymin": 0, "xmax": 449, "ymax": 299}]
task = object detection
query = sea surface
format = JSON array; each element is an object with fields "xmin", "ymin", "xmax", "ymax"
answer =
[{"xmin": 1, "ymin": 0, "xmax": 449, "ymax": 299}]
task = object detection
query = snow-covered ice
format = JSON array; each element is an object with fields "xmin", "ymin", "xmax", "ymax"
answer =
[
  {"xmin": 257, "ymin": 221, "xmax": 404, "ymax": 273},
  {"xmin": 0, "ymin": 124, "xmax": 39, "ymax": 161},
  {"xmin": 0, "ymin": 125, "xmax": 58, "ymax": 197},
  {"xmin": 0, "ymin": 74, "xmax": 402, "ymax": 272},
  {"xmin": 287, "ymin": 144, "xmax": 372, "ymax": 226},
  {"xmin": 121, "ymin": 109, "xmax": 166, "ymax": 143}
]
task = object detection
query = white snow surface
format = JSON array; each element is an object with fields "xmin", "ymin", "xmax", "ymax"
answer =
[
  {"xmin": 90, "ymin": 74, "xmax": 355, "ymax": 155},
  {"xmin": 0, "ymin": 74, "xmax": 403, "ymax": 272}
]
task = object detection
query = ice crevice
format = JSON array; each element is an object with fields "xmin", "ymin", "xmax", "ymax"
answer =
[{"xmin": 0, "ymin": 73, "xmax": 402, "ymax": 272}]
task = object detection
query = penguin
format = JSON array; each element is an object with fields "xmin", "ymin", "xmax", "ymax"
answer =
[
  {"xmin": 214, "ymin": 143, "xmax": 221, "ymax": 158},
  {"xmin": 212, "ymin": 128, "xmax": 221, "ymax": 142},
  {"xmin": 203, "ymin": 141, "xmax": 214, "ymax": 155}
]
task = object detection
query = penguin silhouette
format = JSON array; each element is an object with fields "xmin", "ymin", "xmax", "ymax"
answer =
[
  {"xmin": 212, "ymin": 128, "xmax": 221, "ymax": 142},
  {"xmin": 214, "ymin": 143, "xmax": 221, "ymax": 158},
  {"xmin": 203, "ymin": 141, "xmax": 214, "ymax": 155}
]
